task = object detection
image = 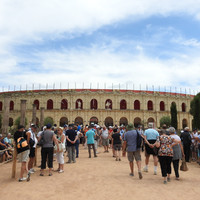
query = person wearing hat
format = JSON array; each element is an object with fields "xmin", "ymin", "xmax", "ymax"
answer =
[
  {"xmin": 122, "ymin": 123, "xmax": 143, "ymax": 179},
  {"xmin": 14, "ymin": 125, "xmax": 31, "ymax": 182},
  {"xmin": 190, "ymin": 128, "xmax": 198, "ymax": 161}
]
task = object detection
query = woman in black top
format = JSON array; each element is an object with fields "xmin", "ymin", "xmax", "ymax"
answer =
[{"xmin": 112, "ymin": 129, "xmax": 122, "ymax": 161}]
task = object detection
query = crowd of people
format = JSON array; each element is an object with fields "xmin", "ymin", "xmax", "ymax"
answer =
[{"xmin": 1, "ymin": 122, "xmax": 200, "ymax": 183}]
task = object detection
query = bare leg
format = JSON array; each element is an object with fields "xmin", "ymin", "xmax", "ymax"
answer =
[
  {"xmin": 129, "ymin": 162, "xmax": 134, "ymax": 174},
  {"xmin": 20, "ymin": 162, "xmax": 27, "ymax": 178}
]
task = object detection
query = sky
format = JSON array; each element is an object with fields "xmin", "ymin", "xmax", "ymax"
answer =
[{"xmin": 1, "ymin": 0, "xmax": 200, "ymax": 94}]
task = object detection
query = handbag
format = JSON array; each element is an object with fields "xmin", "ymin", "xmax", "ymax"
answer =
[
  {"xmin": 54, "ymin": 143, "xmax": 65, "ymax": 152},
  {"xmin": 180, "ymin": 157, "xmax": 188, "ymax": 171}
]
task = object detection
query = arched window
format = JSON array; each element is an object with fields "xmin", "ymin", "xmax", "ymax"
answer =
[
  {"xmin": 10, "ymin": 101, "xmax": 14, "ymax": 111},
  {"xmin": 120, "ymin": 99, "xmax": 127, "ymax": 110},
  {"xmin": 90, "ymin": 99, "xmax": 98, "ymax": 110},
  {"xmin": 134, "ymin": 100, "xmax": 140, "ymax": 110},
  {"xmin": 105, "ymin": 99, "xmax": 112, "ymax": 110},
  {"xmin": 47, "ymin": 99, "xmax": 53, "ymax": 110},
  {"xmin": 160, "ymin": 101, "xmax": 165, "ymax": 111},
  {"xmin": 134, "ymin": 117, "xmax": 141, "ymax": 128},
  {"xmin": 182, "ymin": 103, "xmax": 186, "ymax": 112},
  {"xmin": 34, "ymin": 100, "xmax": 39, "ymax": 110},
  {"xmin": 147, "ymin": 100, "xmax": 153, "ymax": 110},
  {"xmin": 61, "ymin": 99, "xmax": 68, "ymax": 110},
  {"xmin": 0, "ymin": 101, "xmax": 2, "ymax": 111},
  {"xmin": 75, "ymin": 117, "xmax": 83, "ymax": 125},
  {"xmin": 76, "ymin": 99, "xmax": 83, "ymax": 109},
  {"xmin": 119, "ymin": 117, "xmax": 128, "ymax": 126},
  {"xmin": 60, "ymin": 117, "xmax": 68, "ymax": 126},
  {"xmin": 104, "ymin": 117, "xmax": 113, "ymax": 127},
  {"xmin": 182, "ymin": 119, "xmax": 187, "ymax": 129},
  {"xmin": 90, "ymin": 117, "xmax": 98, "ymax": 124}
]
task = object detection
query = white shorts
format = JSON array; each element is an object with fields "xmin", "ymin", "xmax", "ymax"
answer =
[
  {"xmin": 57, "ymin": 152, "xmax": 64, "ymax": 164},
  {"xmin": 18, "ymin": 150, "xmax": 30, "ymax": 163}
]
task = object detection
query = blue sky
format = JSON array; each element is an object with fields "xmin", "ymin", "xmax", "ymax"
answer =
[{"xmin": 1, "ymin": 0, "xmax": 200, "ymax": 93}]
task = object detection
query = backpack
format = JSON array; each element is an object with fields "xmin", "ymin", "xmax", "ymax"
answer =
[
  {"xmin": 136, "ymin": 130, "xmax": 142, "ymax": 149},
  {"xmin": 17, "ymin": 137, "xmax": 28, "ymax": 150}
]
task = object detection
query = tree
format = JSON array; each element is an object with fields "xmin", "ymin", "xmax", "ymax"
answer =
[
  {"xmin": 190, "ymin": 93, "xmax": 200, "ymax": 129},
  {"xmin": 160, "ymin": 116, "xmax": 171, "ymax": 127},
  {"xmin": 14, "ymin": 117, "xmax": 28, "ymax": 127},
  {"xmin": 44, "ymin": 117, "xmax": 54, "ymax": 126},
  {"xmin": 170, "ymin": 102, "xmax": 178, "ymax": 129}
]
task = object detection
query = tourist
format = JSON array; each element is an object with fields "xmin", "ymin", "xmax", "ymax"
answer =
[
  {"xmin": 190, "ymin": 129, "xmax": 198, "ymax": 161},
  {"xmin": 169, "ymin": 127, "xmax": 185, "ymax": 180},
  {"xmin": 108, "ymin": 126, "xmax": 113, "ymax": 148},
  {"xmin": 143, "ymin": 123, "xmax": 159, "ymax": 175},
  {"xmin": 137, "ymin": 125, "xmax": 144, "ymax": 151},
  {"xmin": 83, "ymin": 125, "xmax": 89, "ymax": 148},
  {"xmin": 193, "ymin": 131, "xmax": 200, "ymax": 165},
  {"xmin": 180, "ymin": 127, "xmax": 192, "ymax": 162},
  {"xmin": 28, "ymin": 124, "xmax": 38, "ymax": 174},
  {"xmin": 155, "ymin": 127, "xmax": 180, "ymax": 184},
  {"xmin": 39, "ymin": 123, "xmax": 58, "ymax": 176},
  {"xmin": 0, "ymin": 134, "xmax": 12, "ymax": 162},
  {"xmin": 14, "ymin": 125, "xmax": 31, "ymax": 182},
  {"xmin": 65, "ymin": 124, "xmax": 78, "ymax": 163},
  {"xmin": 112, "ymin": 128, "xmax": 122, "ymax": 161},
  {"xmin": 56, "ymin": 127, "xmax": 65, "ymax": 173},
  {"xmin": 86, "ymin": 125, "xmax": 97, "ymax": 158},
  {"xmin": 101, "ymin": 126, "xmax": 109, "ymax": 153},
  {"xmin": 122, "ymin": 123, "xmax": 143, "ymax": 179},
  {"xmin": 4, "ymin": 133, "xmax": 13, "ymax": 147},
  {"xmin": 75, "ymin": 126, "xmax": 82, "ymax": 158}
]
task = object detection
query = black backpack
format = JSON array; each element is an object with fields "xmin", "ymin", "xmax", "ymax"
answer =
[{"xmin": 136, "ymin": 130, "xmax": 142, "ymax": 149}]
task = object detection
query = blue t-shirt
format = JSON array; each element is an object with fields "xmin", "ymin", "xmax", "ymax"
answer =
[
  {"xmin": 144, "ymin": 129, "xmax": 159, "ymax": 140},
  {"xmin": 86, "ymin": 130, "xmax": 95, "ymax": 144},
  {"xmin": 124, "ymin": 130, "xmax": 138, "ymax": 152}
]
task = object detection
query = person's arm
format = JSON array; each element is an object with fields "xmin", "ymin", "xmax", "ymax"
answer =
[
  {"xmin": 122, "ymin": 141, "xmax": 127, "ymax": 157},
  {"xmin": 53, "ymin": 134, "xmax": 59, "ymax": 150},
  {"xmin": 73, "ymin": 135, "xmax": 78, "ymax": 143},
  {"xmin": 179, "ymin": 142, "xmax": 185, "ymax": 157},
  {"xmin": 60, "ymin": 134, "xmax": 65, "ymax": 143},
  {"xmin": 144, "ymin": 135, "xmax": 154, "ymax": 148},
  {"xmin": 0, "ymin": 141, "xmax": 7, "ymax": 148},
  {"xmin": 26, "ymin": 131, "xmax": 31, "ymax": 145},
  {"xmin": 171, "ymin": 138, "xmax": 180, "ymax": 147}
]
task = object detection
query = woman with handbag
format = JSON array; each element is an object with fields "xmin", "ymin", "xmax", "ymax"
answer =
[
  {"xmin": 155, "ymin": 127, "xmax": 180, "ymax": 184},
  {"xmin": 55, "ymin": 127, "xmax": 65, "ymax": 173}
]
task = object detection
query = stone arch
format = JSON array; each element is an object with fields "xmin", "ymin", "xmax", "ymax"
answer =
[
  {"xmin": 47, "ymin": 99, "xmax": 53, "ymax": 110},
  {"xmin": 182, "ymin": 103, "xmax": 186, "ymax": 112},
  {"xmin": 134, "ymin": 117, "xmax": 142, "ymax": 128},
  {"xmin": 60, "ymin": 117, "xmax": 68, "ymax": 127},
  {"xmin": 0, "ymin": 101, "xmax": 2, "ymax": 111},
  {"xmin": 33, "ymin": 99, "xmax": 39, "ymax": 110},
  {"xmin": 90, "ymin": 99, "xmax": 98, "ymax": 110},
  {"xmin": 119, "ymin": 117, "xmax": 128, "ymax": 126},
  {"xmin": 104, "ymin": 117, "xmax": 113, "ymax": 127},
  {"xmin": 147, "ymin": 100, "xmax": 153, "ymax": 110},
  {"xmin": 160, "ymin": 101, "xmax": 165, "ymax": 111},
  {"xmin": 61, "ymin": 99, "xmax": 68, "ymax": 110},
  {"xmin": 182, "ymin": 119, "xmax": 187, "ymax": 129},
  {"xmin": 75, "ymin": 117, "xmax": 83, "ymax": 125},
  {"xmin": 134, "ymin": 100, "xmax": 140, "ymax": 110},
  {"xmin": 120, "ymin": 99, "xmax": 127, "ymax": 110},
  {"xmin": 76, "ymin": 99, "xmax": 83, "ymax": 109},
  {"xmin": 90, "ymin": 116, "xmax": 98, "ymax": 125},
  {"xmin": 105, "ymin": 99, "xmax": 112, "ymax": 110},
  {"xmin": 10, "ymin": 100, "xmax": 14, "ymax": 111},
  {"xmin": 9, "ymin": 117, "xmax": 13, "ymax": 127}
]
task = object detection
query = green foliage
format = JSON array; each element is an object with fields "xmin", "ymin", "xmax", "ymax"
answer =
[
  {"xmin": 170, "ymin": 102, "xmax": 177, "ymax": 129},
  {"xmin": 160, "ymin": 116, "xmax": 171, "ymax": 127},
  {"xmin": 14, "ymin": 117, "xmax": 28, "ymax": 127},
  {"xmin": 44, "ymin": 117, "xmax": 54, "ymax": 126},
  {"xmin": 190, "ymin": 93, "xmax": 200, "ymax": 129}
]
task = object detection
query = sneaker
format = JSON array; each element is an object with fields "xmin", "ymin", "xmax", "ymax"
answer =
[
  {"xmin": 143, "ymin": 167, "xmax": 148, "ymax": 172},
  {"xmin": 138, "ymin": 172, "xmax": 143, "ymax": 179},
  {"xmin": 115, "ymin": 158, "xmax": 118, "ymax": 161},
  {"xmin": 129, "ymin": 173, "xmax": 134, "ymax": 176},
  {"xmin": 58, "ymin": 170, "xmax": 64, "ymax": 173},
  {"xmin": 18, "ymin": 177, "xmax": 27, "ymax": 182},
  {"xmin": 167, "ymin": 177, "xmax": 171, "ymax": 182},
  {"xmin": 66, "ymin": 161, "xmax": 71, "ymax": 164},
  {"xmin": 73, "ymin": 160, "xmax": 76, "ymax": 163},
  {"xmin": 29, "ymin": 170, "xmax": 34, "ymax": 174},
  {"xmin": 163, "ymin": 180, "xmax": 167, "ymax": 184},
  {"xmin": 27, "ymin": 172, "xmax": 31, "ymax": 182},
  {"xmin": 119, "ymin": 158, "xmax": 121, "ymax": 161},
  {"xmin": 30, "ymin": 168, "xmax": 36, "ymax": 172},
  {"xmin": 154, "ymin": 171, "xmax": 157, "ymax": 175}
]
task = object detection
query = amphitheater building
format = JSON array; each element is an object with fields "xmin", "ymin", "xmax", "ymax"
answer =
[{"xmin": 0, "ymin": 89, "xmax": 194, "ymax": 131}]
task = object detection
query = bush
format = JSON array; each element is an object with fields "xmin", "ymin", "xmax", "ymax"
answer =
[
  {"xmin": 44, "ymin": 117, "xmax": 54, "ymax": 126},
  {"xmin": 160, "ymin": 116, "xmax": 171, "ymax": 127}
]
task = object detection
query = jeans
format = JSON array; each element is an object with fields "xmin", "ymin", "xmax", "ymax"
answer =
[
  {"xmin": 159, "ymin": 156, "xmax": 172, "ymax": 177},
  {"xmin": 67, "ymin": 146, "xmax": 75, "ymax": 162},
  {"xmin": 41, "ymin": 147, "xmax": 54, "ymax": 169},
  {"xmin": 87, "ymin": 144, "xmax": 97, "ymax": 158},
  {"xmin": 75, "ymin": 140, "xmax": 80, "ymax": 158}
]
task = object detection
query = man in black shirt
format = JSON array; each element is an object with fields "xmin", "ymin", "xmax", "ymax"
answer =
[
  {"xmin": 14, "ymin": 125, "xmax": 31, "ymax": 182},
  {"xmin": 65, "ymin": 124, "xmax": 78, "ymax": 163}
]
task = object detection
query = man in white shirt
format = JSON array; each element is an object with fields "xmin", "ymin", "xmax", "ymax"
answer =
[{"xmin": 101, "ymin": 126, "xmax": 109, "ymax": 152}]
